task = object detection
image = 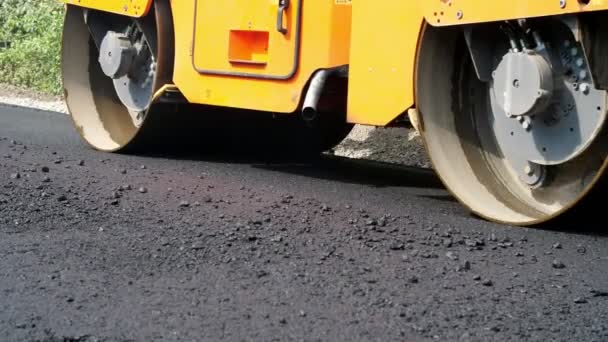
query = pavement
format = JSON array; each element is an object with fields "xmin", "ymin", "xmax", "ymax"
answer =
[{"xmin": 0, "ymin": 104, "xmax": 607, "ymax": 342}]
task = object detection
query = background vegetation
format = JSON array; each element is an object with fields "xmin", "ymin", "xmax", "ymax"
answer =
[{"xmin": 0, "ymin": 0, "xmax": 65, "ymax": 95}]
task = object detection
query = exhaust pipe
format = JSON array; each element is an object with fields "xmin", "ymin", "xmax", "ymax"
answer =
[
  {"xmin": 302, "ymin": 69, "xmax": 332, "ymax": 122},
  {"xmin": 301, "ymin": 66, "xmax": 347, "ymax": 122}
]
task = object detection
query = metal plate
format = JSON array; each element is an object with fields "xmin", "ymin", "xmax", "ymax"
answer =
[
  {"xmin": 423, "ymin": 0, "xmax": 608, "ymax": 27},
  {"xmin": 62, "ymin": 0, "xmax": 152, "ymax": 18},
  {"xmin": 489, "ymin": 41, "xmax": 608, "ymax": 166}
]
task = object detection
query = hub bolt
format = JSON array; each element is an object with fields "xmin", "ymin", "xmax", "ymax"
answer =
[
  {"xmin": 579, "ymin": 70, "xmax": 588, "ymax": 80},
  {"xmin": 571, "ymin": 48, "xmax": 578, "ymax": 57},
  {"xmin": 580, "ymin": 83, "xmax": 590, "ymax": 95}
]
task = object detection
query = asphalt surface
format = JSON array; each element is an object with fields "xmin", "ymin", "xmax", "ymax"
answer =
[{"xmin": 1, "ymin": 104, "xmax": 607, "ymax": 342}]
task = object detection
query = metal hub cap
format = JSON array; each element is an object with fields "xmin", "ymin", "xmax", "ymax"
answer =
[
  {"xmin": 488, "ymin": 33, "xmax": 607, "ymax": 188},
  {"xmin": 98, "ymin": 25, "xmax": 156, "ymax": 118},
  {"xmin": 99, "ymin": 32, "xmax": 136, "ymax": 79},
  {"xmin": 492, "ymin": 52, "xmax": 554, "ymax": 117}
]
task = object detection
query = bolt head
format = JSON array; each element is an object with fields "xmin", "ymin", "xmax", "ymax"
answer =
[
  {"xmin": 579, "ymin": 70, "xmax": 588, "ymax": 80},
  {"xmin": 525, "ymin": 165, "xmax": 534, "ymax": 176},
  {"xmin": 571, "ymin": 48, "xmax": 578, "ymax": 57}
]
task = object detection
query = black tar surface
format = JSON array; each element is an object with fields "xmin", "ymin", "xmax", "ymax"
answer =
[{"xmin": 0, "ymin": 105, "xmax": 607, "ymax": 341}]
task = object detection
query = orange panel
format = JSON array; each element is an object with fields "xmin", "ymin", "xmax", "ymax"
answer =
[
  {"xmin": 228, "ymin": 31, "xmax": 270, "ymax": 65},
  {"xmin": 193, "ymin": 0, "xmax": 300, "ymax": 79},
  {"xmin": 171, "ymin": 0, "xmax": 352, "ymax": 113}
]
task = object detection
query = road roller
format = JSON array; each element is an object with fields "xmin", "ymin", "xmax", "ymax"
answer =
[{"xmin": 60, "ymin": 0, "xmax": 608, "ymax": 226}]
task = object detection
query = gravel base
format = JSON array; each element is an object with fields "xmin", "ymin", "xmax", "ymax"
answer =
[
  {"xmin": 0, "ymin": 84, "xmax": 431, "ymax": 168},
  {"xmin": 333, "ymin": 125, "xmax": 432, "ymax": 169}
]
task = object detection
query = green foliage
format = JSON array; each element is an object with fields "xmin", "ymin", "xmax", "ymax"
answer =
[{"xmin": 0, "ymin": 0, "xmax": 65, "ymax": 95}]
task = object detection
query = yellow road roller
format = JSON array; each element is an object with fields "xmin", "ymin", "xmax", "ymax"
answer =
[{"xmin": 60, "ymin": 0, "xmax": 608, "ymax": 226}]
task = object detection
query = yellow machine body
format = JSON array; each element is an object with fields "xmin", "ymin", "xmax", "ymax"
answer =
[
  {"xmin": 61, "ymin": 0, "xmax": 608, "ymax": 124},
  {"xmin": 61, "ymin": 0, "xmax": 351, "ymax": 113},
  {"xmin": 348, "ymin": 0, "xmax": 608, "ymax": 126},
  {"xmin": 422, "ymin": 0, "xmax": 608, "ymax": 26},
  {"xmin": 60, "ymin": 0, "xmax": 608, "ymax": 226}
]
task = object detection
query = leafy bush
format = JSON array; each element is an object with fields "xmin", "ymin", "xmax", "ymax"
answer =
[{"xmin": 0, "ymin": 0, "xmax": 65, "ymax": 95}]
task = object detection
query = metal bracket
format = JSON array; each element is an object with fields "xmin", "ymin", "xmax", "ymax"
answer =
[{"xmin": 464, "ymin": 25, "xmax": 499, "ymax": 82}]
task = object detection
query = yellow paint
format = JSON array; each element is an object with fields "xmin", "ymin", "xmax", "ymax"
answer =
[
  {"xmin": 423, "ymin": 0, "xmax": 608, "ymax": 26},
  {"xmin": 60, "ymin": 0, "xmax": 152, "ymax": 17},
  {"xmin": 347, "ymin": 1, "xmax": 422, "ymax": 126},
  {"xmin": 193, "ymin": 0, "xmax": 299, "ymax": 78},
  {"xmin": 172, "ymin": 0, "xmax": 352, "ymax": 113}
]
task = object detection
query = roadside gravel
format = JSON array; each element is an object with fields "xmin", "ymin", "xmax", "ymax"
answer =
[
  {"xmin": 0, "ymin": 84, "xmax": 67, "ymax": 114},
  {"xmin": 333, "ymin": 125, "xmax": 432, "ymax": 169}
]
